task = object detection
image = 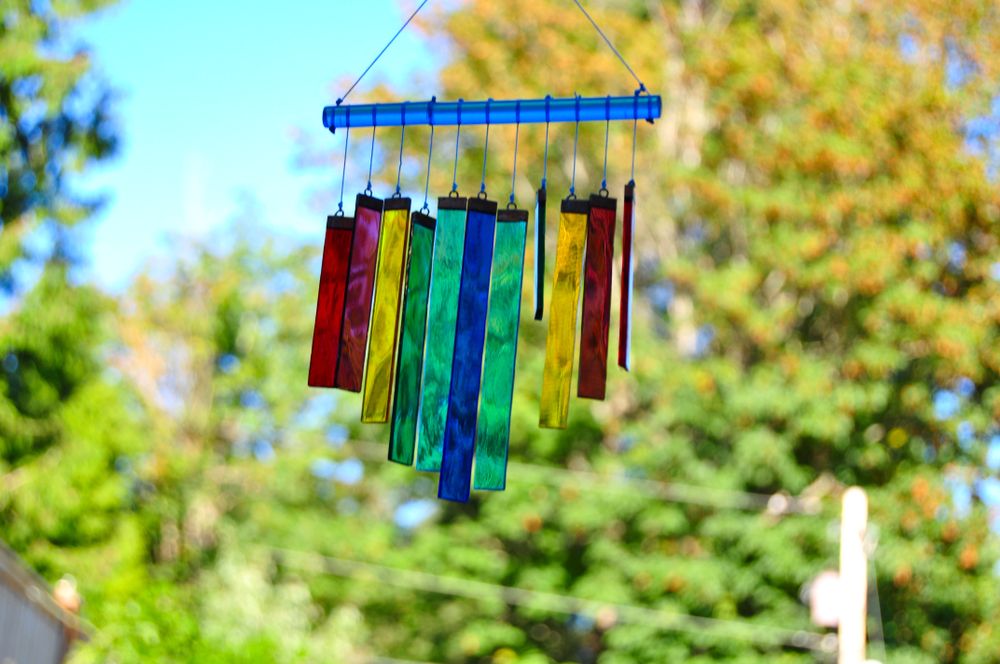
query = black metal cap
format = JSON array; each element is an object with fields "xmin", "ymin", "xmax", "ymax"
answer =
[
  {"xmin": 356, "ymin": 193, "xmax": 383, "ymax": 211},
  {"xmin": 561, "ymin": 198, "xmax": 590, "ymax": 215},
  {"xmin": 438, "ymin": 195, "xmax": 468, "ymax": 211},
  {"xmin": 384, "ymin": 196, "xmax": 412, "ymax": 212},
  {"xmin": 497, "ymin": 208, "xmax": 528, "ymax": 223},
  {"xmin": 411, "ymin": 211, "xmax": 436, "ymax": 230},
  {"xmin": 326, "ymin": 215, "xmax": 355, "ymax": 230},
  {"xmin": 589, "ymin": 193, "xmax": 617, "ymax": 210},
  {"xmin": 468, "ymin": 197, "xmax": 498, "ymax": 215}
]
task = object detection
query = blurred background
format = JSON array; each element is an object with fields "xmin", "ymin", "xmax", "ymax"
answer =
[{"xmin": 2, "ymin": 0, "xmax": 1000, "ymax": 662}]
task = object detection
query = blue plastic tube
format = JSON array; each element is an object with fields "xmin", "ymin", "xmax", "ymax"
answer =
[{"xmin": 324, "ymin": 95, "xmax": 661, "ymax": 132}]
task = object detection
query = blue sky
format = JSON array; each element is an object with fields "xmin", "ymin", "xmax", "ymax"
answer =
[{"xmin": 74, "ymin": 0, "xmax": 433, "ymax": 289}]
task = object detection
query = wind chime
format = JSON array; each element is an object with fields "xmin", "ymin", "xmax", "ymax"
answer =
[{"xmin": 307, "ymin": 0, "xmax": 660, "ymax": 502}]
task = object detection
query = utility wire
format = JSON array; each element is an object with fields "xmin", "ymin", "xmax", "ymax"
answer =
[
  {"xmin": 270, "ymin": 547, "xmax": 836, "ymax": 654},
  {"xmin": 867, "ymin": 546, "xmax": 888, "ymax": 663},
  {"xmin": 337, "ymin": 0, "xmax": 432, "ymax": 106},
  {"xmin": 343, "ymin": 441, "xmax": 823, "ymax": 515}
]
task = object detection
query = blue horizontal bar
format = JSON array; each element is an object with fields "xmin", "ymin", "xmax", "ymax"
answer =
[{"xmin": 323, "ymin": 95, "xmax": 661, "ymax": 132}]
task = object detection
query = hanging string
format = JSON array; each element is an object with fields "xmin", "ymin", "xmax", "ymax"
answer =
[
  {"xmin": 421, "ymin": 127, "xmax": 435, "ymax": 213},
  {"xmin": 569, "ymin": 96, "xmax": 580, "ymax": 198},
  {"xmin": 366, "ymin": 125, "xmax": 376, "ymax": 196},
  {"xmin": 479, "ymin": 99, "xmax": 492, "ymax": 198},
  {"xmin": 336, "ymin": 125, "xmax": 350, "ymax": 216},
  {"xmin": 629, "ymin": 89, "xmax": 639, "ymax": 185},
  {"xmin": 336, "ymin": 0, "xmax": 431, "ymax": 106},
  {"xmin": 542, "ymin": 123, "xmax": 550, "ymax": 188},
  {"xmin": 629, "ymin": 116, "xmax": 638, "ymax": 185},
  {"xmin": 571, "ymin": 0, "xmax": 646, "ymax": 92},
  {"xmin": 600, "ymin": 97, "xmax": 610, "ymax": 195},
  {"xmin": 509, "ymin": 103, "xmax": 521, "ymax": 208},
  {"xmin": 394, "ymin": 103, "xmax": 407, "ymax": 197},
  {"xmin": 451, "ymin": 100, "xmax": 463, "ymax": 196},
  {"xmin": 541, "ymin": 96, "xmax": 551, "ymax": 190},
  {"xmin": 420, "ymin": 97, "xmax": 436, "ymax": 212}
]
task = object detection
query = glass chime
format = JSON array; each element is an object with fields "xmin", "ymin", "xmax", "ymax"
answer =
[{"xmin": 306, "ymin": 3, "xmax": 660, "ymax": 502}]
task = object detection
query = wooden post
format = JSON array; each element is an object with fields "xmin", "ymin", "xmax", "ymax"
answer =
[{"xmin": 838, "ymin": 487, "xmax": 868, "ymax": 664}]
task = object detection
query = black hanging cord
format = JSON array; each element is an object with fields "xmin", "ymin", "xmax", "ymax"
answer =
[
  {"xmin": 336, "ymin": 124, "xmax": 350, "ymax": 216},
  {"xmin": 479, "ymin": 99, "xmax": 492, "ymax": 199},
  {"xmin": 394, "ymin": 102, "xmax": 407, "ymax": 197},
  {"xmin": 366, "ymin": 124, "xmax": 376, "ymax": 196},
  {"xmin": 541, "ymin": 95, "xmax": 551, "ymax": 190},
  {"xmin": 569, "ymin": 95, "xmax": 580, "ymax": 198},
  {"xmin": 451, "ymin": 100, "xmax": 463, "ymax": 196},
  {"xmin": 337, "ymin": 0, "xmax": 432, "ymax": 106},
  {"xmin": 571, "ymin": 0, "xmax": 646, "ymax": 92},
  {"xmin": 421, "ymin": 97, "xmax": 436, "ymax": 213},
  {"xmin": 630, "ymin": 88, "xmax": 639, "ymax": 185},
  {"xmin": 600, "ymin": 95, "xmax": 610, "ymax": 196},
  {"xmin": 509, "ymin": 102, "xmax": 521, "ymax": 208}
]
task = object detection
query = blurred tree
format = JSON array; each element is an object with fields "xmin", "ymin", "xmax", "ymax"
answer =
[
  {"xmin": 6, "ymin": 0, "xmax": 997, "ymax": 661},
  {"xmin": 0, "ymin": 0, "xmax": 117, "ymax": 280},
  {"xmin": 0, "ymin": 1, "xmax": 167, "ymax": 660},
  {"xmin": 287, "ymin": 1, "xmax": 1000, "ymax": 662},
  {"xmin": 0, "ymin": 0, "xmax": 138, "ymax": 574},
  {"xmin": 88, "ymin": 207, "xmax": 374, "ymax": 661}
]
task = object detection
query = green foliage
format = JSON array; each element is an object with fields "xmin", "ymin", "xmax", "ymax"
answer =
[
  {"xmin": 284, "ymin": 0, "xmax": 1000, "ymax": 662},
  {"xmin": 4, "ymin": 0, "xmax": 1000, "ymax": 662},
  {"xmin": 0, "ymin": 0, "xmax": 118, "ymax": 279}
]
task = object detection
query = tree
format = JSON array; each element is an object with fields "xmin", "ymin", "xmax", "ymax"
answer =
[
  {"xmin": 11, "ymin": 0, "xmax": 995, "ymax": 661},
  {"xmin": 0, "ymin": 0, "xmax": 154, "ymax": 656},
  {"xmin": 287, "ymin": 1, "xmax": 1000, "ymax": 662},
  {"xmin": 92, "ymin": 208, "xmax": 374, "ymax": 661},
  {"xmin": 0, "ymin": 0, "xmax": 118, "ymax": 278}
]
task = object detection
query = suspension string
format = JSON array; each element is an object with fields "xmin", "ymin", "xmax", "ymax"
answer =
[
  {"xmin": 629, "ymin": 89, "xmax": 639, "ymax": 185},
  {"xmin": 420, "ymin": 98, "xmax": 436, "ymax": 212},
  {"xmin": 601, "ymin": 96, "xmax": 610, "ymax": 194},
  {"xmin": 509, "ymin": 103, "xmax": 521, "ymax": 208},
  {"xmin": 541, "ymin": 96, "xmax": 551, "ymax": 190},
  {"xmin": 570, "ymin": 95, "xmax": 580, "ymax": 198},
  {"xmin": 421, "ymin": 127, "xmax": 434, "ymax": 213},
  {"xmin": 571, "ymin": 0, "xmax": 646, "ymax": 92},
  {"xmin": 542, "ymin": 123, "xmax": 550, "ymax": 188},
  {"xmin": 337, "ymin": 0, "xmax": 431, "ymax": 106},
  {"xmin": 336, "ymin": 125, "xmax": 350, "ymax": 216},
  {"xmin": 451, "ymin": 100, "xmax": 463, "ymax": 195},
  {"xmin": 479, "ymin": 99, "xmax": 492, "ymax": 198},
  {"xmin": 394, "ymin": 102, "xmax": 407, "ymax": 197},
  {"xmin": 366, "ymin": 125, "xmax": 376, "ymax": 196}
]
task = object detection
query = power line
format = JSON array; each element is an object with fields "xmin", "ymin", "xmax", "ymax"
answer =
[
  {"xmin": 269, "ymin": 547, "xmax": 837, "ymax": 654},
  {"xmin": 343, "ymin": 441, "xmax": 824, "ymax": 515}
]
